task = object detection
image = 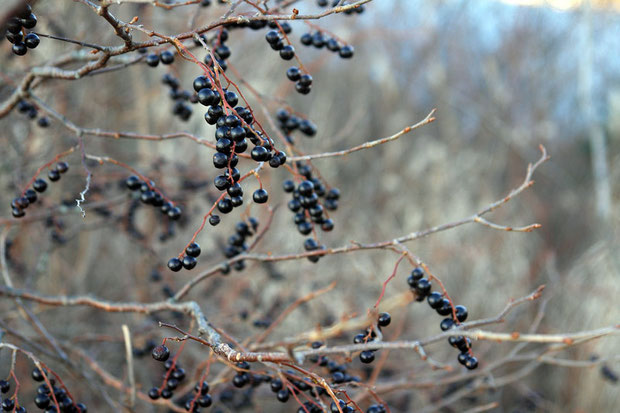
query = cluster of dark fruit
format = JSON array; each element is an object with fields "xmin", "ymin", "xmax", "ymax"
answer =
[
  {"xmin": 300, "ymin": 31, "xmax": 354, "ymax": 59},
  {"xmin": 203, "ymin": 26, "xmax": 234, "ymax": 73},
  {"xmin": 16, "ymin": 100, "xmax": 50, "ymax": 127},
  {"xmin": 329, "ymin": 399, "xmax": 385, "ymax": 413},
  {"xmin": 306, "ymin": 341, "xmax": 361, "ymax": 388},
  {"xmin": 125, "ymin": 175, "xmax": 182, "ymax": 220},
  {"xmin": 162, "ymin": 74, "xmax": 195, "ymax": 121},
  {"xmin": 352, "ymin": 312, "xmax": 391, "ymax": 365},
  {"xmin": 283, "ymin": 163, "xmax": 338, "ymax": 236},
  {"xmin": 30, "ymin": 368, "xmax": 87, "ymax": 412},
  {"xmin": 5, "ymin": 4, "xmax": 40, "ymax": 56},
  {"xmin": 317, "ymin": 0, "xmax": 366, "ymax": 14},
  {"xmin": 145, "ymin": 49, "xmax": 175, "ymax": 67},
  {"xmin": 192, "ymin": 74, "xmax": 286, "ymax": 209},
  {"xmin": 11, "ymin": 163, "xmax": 68, "ymax": 219},
  {"xmin": 407, "ymin": 267, "xmax": 478, "ymax": 369},
  {"xmin": 167, "ymin": 242, "xmax": 201, "ymax": 272},
  {"xmin": 220, "ymin": 218, "xmax": 259, "ymax": 272},
  {"xmin": 276, "ymin": 108, "xmax": 317, "ymax": 144}
]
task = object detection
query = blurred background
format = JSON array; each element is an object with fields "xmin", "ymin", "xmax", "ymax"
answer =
[{"xmin": 0, "ymin": 0, "xmax": 618, "ymax": 412}]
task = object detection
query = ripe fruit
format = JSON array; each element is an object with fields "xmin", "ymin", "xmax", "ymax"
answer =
[
  {"xmin": 359, "ymin": 350, "xmax": 375, "ymax": 364},
  {"xmin": 440, "ymin": 318, "xmax": 455, "ymax": 331},
  {"xmin": 276, "ymin": 389, "xmax": 290, "ymax": 402},
  {"xmin": 427, "ymin": 292, "xmax": 443, "ymax": 309},
  {"xmin": 24, "ymin": 32, "xmax": 40, "ymax": 49},
  {"xmin": 0, "ymin": 380, "xmax": 9, "ymax": 393},
  {"xmin": 377, "ymin": 312, "xmax": 391, "ymax": 327},
  {"xmin": 455, "ymin": 305, "xmax": 468, "ymax": 322},
  {"xmin": 286, "ymin": 67, "xmax": 301, "ymax": 81},
  {"xmin": 56, "ymin": 161, "xmax": 69, "ymax": 173},
  {"xmin": 168, "ymin": 206, "xmax": 182, "ymax": 220},
  {"xmin": 160, "ymin": 50, "xmax": 174, "ymax": 64},
  {"xmin": 48, "ymin": 169, "xmax": 61, "ymax": 182},
  {"xmin": 125, "ymin": 175, "xmax": 141, "ymax": 190},
  {"xmin": 151, "ymin": 345, "xmax": 170, "ymax": 361},
  {"xmin": 279, "ymin": 45, "xmax": 295, "ymax": 60},
  {"xmin": 146, "ymin": 53, "xmax": 159, "ymax": 67},
  {"xmin": 185, "ymin": 243, "xmax": 201, "ymax": 257},
  {"xmin": 253, "ymin": 189, "xmax": 268, "ymax": 203},
  {"xmin": 339, "ymin": 45, "xmax": 354, "ymax": 58},
  {"xmin": 209, "ymin": 215, "xmax": 220, "ymax": 226},
  {"xmin": 217, "ymin": 197, "xmax": 233, "ymax": 213},
  {"xmin": 167, "ymin": 257, "xmax": 183, "ymax": 272},
  {"xmin": 415, "ymin": 278, "xmax": 432, "ymax": 296},
  {"xmin": 182, "ymin": 255, "xmax": 197, "ymax": 270},
  {"xmin": 464, "ymin": 355, "xmax": 478, "ymax": 370},
  {"xmin": 148, "ymin": 387, "xmax": 160, "ymax": 400},
  {"xmin": 436, "ymin": 299, "xmax": 453, "ymax": 316},
  {"xmin": 12, "ymin": 42, "xmax": 27, "ymax": 56}
]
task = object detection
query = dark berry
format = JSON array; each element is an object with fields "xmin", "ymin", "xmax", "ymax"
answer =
[
  {"xmin": 251, "ymin": 146, "xmax": 270, "ymax": 162},
  {"xmin": 209, "ymin": 215, "xmax": 220, "ymax": 226},
  {"xmin": 125, "ymin": 175, "xmax": 142, "ymax": 190},
  {"xmin": 270, "ymin": 378, "xmax": 283, "ymax": 393},
  {"xmin": 160, "ymin": 388, "xmax": 173, "ymax": 399},
  {"xmin": 193, "ymin": 75, "xmax": 212, "ymax": 92},
  {"xmin": 279, "ymin": 45, "xmax": 295, "ymax": 60},
  {"xmin": 378, "ymin": 312, "xmax": 391, "ymax": 327},
  {"xmin": 167, "ymin": 257, "xmax": 183, "ymax": 272},
  {"xmin": 24, "ymin": 189, "xmax": 37, "ymax": 203},
  {"xmin": 198, "ymin": 88, "xmax": 219, "ymax": 106},
  {"xmin": 0, "ymin": 380, "xmax": 9, "ymax": 393},
  {"xmin": 265, "ymin": 30, "xmax": 280, "ymax": 44},
  {"xmin": 224, "ymin": 91, "xmax": 238, "ymax": 106},
  {"xmin": 297, "ymin": 221, "xmax": 313, "ymax": 235},
  {"xmin": 298, "ymin": 180, "xmax": 314, "ymax": 196},
  {"xmin": 415, "ymin": 278, "xmax": 432, "ymax": 296},
  {"xmin": 1, "ymin": 399, "xmax": 15, "ymax": 411},
  {"xmin": 217, "ymin": 197, "xmax": 233, "ymax": 213},
  {"xmin": 276, "ymin": 389, "xmax": 290, "ymax": 402},
  {"xmin": 227, "ymin": 183, "xmax": 243, "ymax": 197},
  {"xmin": 440, "ymin": 318, "xmax": 455, "ymax": 331},
  {"xmin": 232, "ymin": 373, "xmax": 249, "ymax": 388},
  {"xmin": 312, "ymin": 32, "xmax": 325, "ymax": 48},
  {"xmin": 160, "ymin": 50, "xmax": 174, "ymax": 64},
  {"xmin": 21, "ymin": 13, "xmax": 37, "ymax": 29},
  {"xmin": 146, "ymin": 54, "xmax": 159, "ymax": 67},
  {"xmin": 455, "ymin": 305, "xmax": 468, "ymax": 322},
  {"xmin": 12, "ymin": 42, "xmax": 27, "ymax": 55},
  {"xmin": 216, "ymin": 138, "xmax": 232, "ymax": 154},
  {"xmin": 24, "ymin": 32, "xmax": 40, "ymax": 48},
  {"xmin": 326, "ymin": 38, "xmax": 340, "ymax": 52},
  {"xmin": 198, "ymin": 394, "xmax": 212, "ymax": 407},
  {"xmin": 359, "ymin": 350, "xmax": 375, "ymax": 364},
  {"xmin": 151, "ymin": 345, "xmax": 170, "ymax": 361},
  {"xmin": 186, "ymin": 243, "xmax": 201, "ymax": 257},
  {"xmin": 215, "ymin": 44, "xmax": 231, "ymax": 59},
  {"xmin": 464, "ymin": 356, "xmax": 478, "ymax": 370},
  {"xmin": 56, "ymin": 161, "xmax": 69, "ymax": 173},
  {"xmin": 295, "ymin": 83, "xmax": 311, "ymax": 94},
  {"xmin": 32, "ymin": 178, "xmax": 47, "ymax": 192},
  {"xmin": 436, "ymin": 299, "xmax": 453, "ymax": 316},
  {"xmin": 32, "ymin": 368, "xmax": 46, "ymax": 382},
  {"xmin": 48, "ymin": 169, "xmax": 61, "ymax": 182},
  {"xmin": 300, "ymin": 32, "xmax": 312, "ymax": 45},
  {"xmin": 299, "ymin": 119, "xmax": 317, "ymax": 136},
  {"xmin": 168, "ymin": 206, "xmax": 182, "ymax": 220},
  {"xmin": 253, "ymin": 189, "xmax": 268, "ymax": 204},
  {"xmin": 427, "ymin": 292, "xmax": 443, "ymax": 309},
  {"xmin": 321, "ymin": 219, "xmax": 334, "ymax": 231},
  {"xmin": 339, "ymin": 45, "xmax": 354, "ymax": 58},
  {"xmin": 298, "ymin": 74, "xmax": 313, "ymax": 87},
  {"xmin": 283, "ymin": 180, "xmax": 295, "ymax": 192},
  {"xmin": 214, "ymin": 175, "xmax": 230, "ymax": 191},
  {"xmin": 286, "ymin": 66, "xmax": 301, "ymax": 81},
  {"xmin": 213, "ymin": 152, "xmax": 229, "ymax": 169},
  {"xmin": 148, "ymin": 387, "xmax": 160, "ymax": 400},
  {"xmin": 37, "ymin": 117, "xmax": 50, "ymax": 127},
  {"xmin": 35, "ymin": 393, "xmax": 50, "ymax": 408},
  {"xmin": 231, "ymin": 195, "xmax": 243, "ymax": 207},
  {"xmin": 182, "ymin": 255, "xmax": 197, "ymax": 270}
]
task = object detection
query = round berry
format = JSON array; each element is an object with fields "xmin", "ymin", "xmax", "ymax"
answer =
[
  {"xmin": 251, "ymin": 146, "xmax": 270, "ymax": 162},
  {"xmin": 427, "ymin": 292, "xmax": 443, "ymax": 309},
  {"xmin": 198, "ymin": 394, "xmax": 212, "ymax": 407},
  {"xmin": 377, "ymin": 312, "xmax": 391, "ymax": 327},
  {"xmin": 209, "ymin": 215, "xmax": 220, "ymax": 226},
  {"xmin": 167, "ymin": 257, "xmax": 183, "ymax": 272},
  {"xmin": 286, "ymin": 66, "xmax": 301, "ymax": 81},
  {"xmin": 182, "ymin": 255, "xmax": 197, "ymax": 270},
  {"xmin": 32, "ymin": 178, "xmax": 47, "ymax": 193},
  {"xmin": 193, "ymin": 75, "xmax": 212, "ymax": 92},
  {"xmin": 37, "ymin": 116, "xmax": 50, "ymax": 127},
  {"xmin": 224, "ymin": 91, "xmax": 238, "ymax": 106},
  {"xmin": 300, "ymin": 32, "xmax": 312, "ymax": 45},
  {"xmin": 440, "ymin": 318, "xmax": 455, "ymax": 331},
  {"xmin": 48, "ymin": 169, "xmax": 61, "ymax": 182},
  {"xmin": 279, "ymin": 45, "xmax": 295, "ymax": 60},
  {"xmin": 415, "ymin": 278, "xmax": 432, "ymax": 296},
  {"xmin": 213, "ymin": 152, "xmax": 229, "ymax": 169},
  {"xmin": 35, "ymin": 393, "xmax": 50, "ymax": 408},
  {"xmin": 0, "ymin": 380, "xmax": 9, "ymax": 393},
  {"xmin": 321, "ymin": 219, "xmax": 334, "ymax": 231},
  {"xmin": 298, "ymin": 74, "xmax": 313, "ymax": 87},
  {"xmin": 455, "ymin": 305, "xmax": 468, "ymax": 322},
  {"xmin": 125, "ymin": 175, "xmax": 142, "ymax": 190},
  {"xmin": 148, "ymin": 387, "xmax": 160, "ymax": 400},
  {"xmin": 168, "ymin": 206, "xmax": 182, "ymax": 220},
  {"xmin": 185, "ymin": 243, "xmax": 201, "ymax": 257},
  {"xmin": 253, "ymin": 189, "xmax": 268, "ymax": 204},
  {"xmin": 265, "ymin": 30, "xmax": 280, "ymax": 44},
  {"xmin": 295, "ymin": 82, "xmax": 312, "ymax": 95},
  {"xmin": 359, "ymin": 350, "xmax": 375, "ymax": 364},
  {"xmin": 146, "ymin": 53, "xmax": 159, "ymax": 67},
  {"xmin": 56, "ymin": 161, "xmax": 69, "ymax": 173},
  {"xmin": 217, "ymin": 197, "xmax": 233, "ymax": 213},
  {"xmin": 464, "ymin": 356, "xmax": 478, "ymax": 370},
  {"xmin": 436, "ymin": 299, "xmax": 453, "ymax": 316},
  {"xmin": 151, "ymin": 345, "xmax": 170, "ymax": 361},
  {"xmin": 339, "ymin": 45, "xmax": 354, "ymax": 58},
  {"xmin": 276, "ymin": 389, "xmax": 290, "ymax": 402},
  {"xmin": 24, "ymin": 32, "xmax": 40, "ymax": 49},
  {"xmin": 160, "ymin": 50, "xmax": 174, "ymax": 64},
  {"xmin": 326, "ymin": 38, "xmax": 341, "ymax": 52},
  {"xmin": 12, "ymin": 41, "xmax": 28, "ymax": 56}
]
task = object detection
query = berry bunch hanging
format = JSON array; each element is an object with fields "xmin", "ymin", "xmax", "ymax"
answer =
[
  {"xmin": 162, "ymin": 74, "xmax": 194, "ymax": 121},
  {"xmin": 11, "ymin": 163, "xmax": 68, "ymax": 219},
  {"xmin": 5, "ymin": 4, "xmax": 40, "ymax": 56},
  {"xmin": 221, "ymin": 218, "xmax": 259, "ymax": 271},
  {"xmin": 125, "ymin": 175, "xmax": 182, "ymax": 220},
  {"xmin": 407, "ymin": 267, "xmax": 478, "ymax": 369}
]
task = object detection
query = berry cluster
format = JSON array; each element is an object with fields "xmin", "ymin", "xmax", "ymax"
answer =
[
  {"xmin": 276, "ymin": 108, "xmax": 317, "ymax": 144},
  {"xmin": 11, "ymin": 163, "xmax": 68, "ymax": 219},
  {"xmin": 300, "ymin": 31, "xmax": 354, "ymax": 59},
  {"xmin": 221, "ymin": 218, "xmax": 259, "ymax": 271},
  {"xmin": 5, "ymin": 4, "xmax": 40, "ymax": 56},
  {"xmin": 162, "ymin": 74, "xmax": 194, "ymax": 121},
  {"xmin": 352, "ymin": 312, "xmax": 391, "ymax": 364},
  {"xmin": 145, "ymin": 49, "xmax": 175, "ymax": 67},
  {"xmin": 283, "ymin": 164, "xmax": 338, "ymax": 249},
  {"xmin": 125, "ymin": 175, "xmax": 182, "ymax": 220},
  {"xmin": 407, "ymin": 267, "xmax": 478, "ymax": 369},
  {"xmin": 167, "ymin": 241, "xmax": 201, "ymax": 272},
  {"xmin": 30, "ymin": 368, "xmax": 87, "ymax": 412},
  {"xmin": 16, "ymin": 100, "xmax": 50, "ymax": 127}
]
